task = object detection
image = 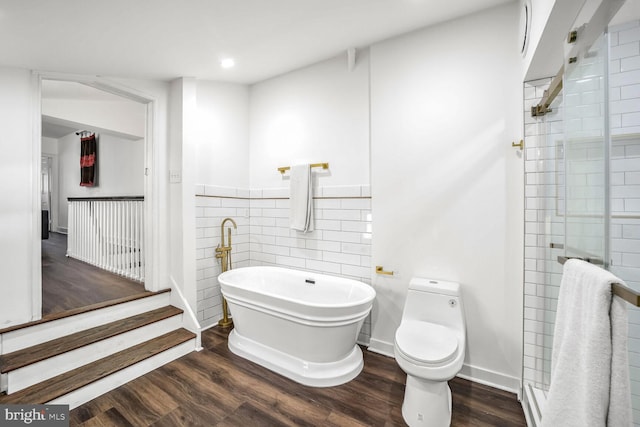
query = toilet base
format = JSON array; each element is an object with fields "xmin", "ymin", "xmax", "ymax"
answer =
[{"xmin": 401, "ymin": 375, "xmax": 452, "ymax": 427}]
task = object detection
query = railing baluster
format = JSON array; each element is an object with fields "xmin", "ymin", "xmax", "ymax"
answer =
[{"xmin": 66, "ymin": 197, "xmax": 144, "ymax": 282}]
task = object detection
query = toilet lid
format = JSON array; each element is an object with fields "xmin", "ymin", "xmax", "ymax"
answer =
[{"xmin": 395, "ymin": 320, "xmax": 458, "ymax": 365}]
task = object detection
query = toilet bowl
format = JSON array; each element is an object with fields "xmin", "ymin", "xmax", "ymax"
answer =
[{"xmin": 394, "ymin": 278, "xmax": 466, "ymax": 427}]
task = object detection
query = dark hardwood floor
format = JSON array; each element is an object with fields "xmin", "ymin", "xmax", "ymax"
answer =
[
  {"xmin": 42, "ymin": 232, "xmax": 148, "ymax": 317},
  {"xmin": 70, "ymin": 327, "xmax": 526, "ymax": 426}
]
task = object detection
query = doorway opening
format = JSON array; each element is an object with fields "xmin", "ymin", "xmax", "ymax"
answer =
[{"xmin": 37, "ymin": 77, "xmax": 156, "ymax": 319}]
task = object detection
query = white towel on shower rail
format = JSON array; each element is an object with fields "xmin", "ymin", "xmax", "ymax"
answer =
[
  {"xmin": 541, "ymin": 259, "xmax": 631, "ymax": 427},
  {"xmin": 289, "ymin": 163, "xmax": 314, "ymax": 233}
]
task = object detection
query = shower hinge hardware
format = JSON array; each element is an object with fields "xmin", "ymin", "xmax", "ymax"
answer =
[
  {"xmin": 568, "ymin": 30, "xmax": 577, "ymax": 44},
  {"xmin": 512, "ymin": 140, "xmax": 524, "ymax": 150},
  {"xmin": 531, "ymin": 65, "xmax": 563, "ymax": 117}
]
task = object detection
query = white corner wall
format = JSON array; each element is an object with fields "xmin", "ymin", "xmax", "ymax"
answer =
[
  {"xmin": 42, "ymin": 136, "xmax": 58, "ymax": 155},
  {"xmin": 195, "ymin": 81, "xmax": 250, "ymax": 188},
  {"xmin": 0, "ymin": 67, "xmax": 37, "ymax": 326},
  {"xmin": 369, "ymin": 3, "xmax": 524, "ymax": 392},
  {"xmin": 249, "ymin": 49, "xmax": 370, "ymax": 189}
]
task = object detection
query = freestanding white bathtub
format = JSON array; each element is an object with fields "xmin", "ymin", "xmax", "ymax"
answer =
[{"xmin": 218, "ymin": 266, "xmax": 376, "ymax": 387}]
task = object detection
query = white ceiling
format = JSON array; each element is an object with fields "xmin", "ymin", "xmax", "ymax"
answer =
[
  {"xmin": 0, "ymin": 0, "xmax": 512, "ymax": 84},
  {"xmin": 40, "ymin": 80, "xmax": 145, "ymax": 139}
]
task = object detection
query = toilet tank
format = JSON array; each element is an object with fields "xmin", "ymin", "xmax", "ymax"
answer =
[{"xmin": 402, "ymin": 278, "xmax": 465, "ymax": 332}]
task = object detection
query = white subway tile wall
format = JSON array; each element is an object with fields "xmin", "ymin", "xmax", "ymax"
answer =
[
  {"xmin": 523, "ymin": 21, "xmax": 640, "ymax": 424},
  {"xmin": 195, "ymin": 191, "xmax": 250, "ymax": 328},
  {"xmin": 195, "ymin": 184, "xmax": 373, "ymax": 344},
  {"xmin": 610, "ymin": 21, "xmax": 640, "ymax": 423},
  {"xmin": 523, "ymin": 77, "xmax": 564, "ymax": 389}
]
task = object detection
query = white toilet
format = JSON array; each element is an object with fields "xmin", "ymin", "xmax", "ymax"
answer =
[{"xmin": 394, "ymin": 278, "xmax": 466, "ymax": 427}]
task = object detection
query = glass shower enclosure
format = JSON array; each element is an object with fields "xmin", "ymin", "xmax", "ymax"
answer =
[{"xmin": 522, "ymin": 17, "xmax": 640, "ymax": 426}]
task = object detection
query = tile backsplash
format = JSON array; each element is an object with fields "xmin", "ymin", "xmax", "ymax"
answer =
[{"xmin": 195, "ymin": 184, "xmax": 373, "ymax": 344}]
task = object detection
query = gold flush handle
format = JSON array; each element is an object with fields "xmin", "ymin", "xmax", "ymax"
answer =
[
  {"xmin": 376, "ymin": 266, "xmax": 394, "ymax": 276},
  {"xmin": 512, "ymin": 140, "xmax": 524, "ymax": 150}
]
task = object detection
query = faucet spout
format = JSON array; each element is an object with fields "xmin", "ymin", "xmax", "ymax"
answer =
[{"xmin": 220, "ymin": 217, "xmax": 237, "ymax": 248}]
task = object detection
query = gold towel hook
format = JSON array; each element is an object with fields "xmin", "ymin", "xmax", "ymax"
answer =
[{"xmin": 512, "ymin": 140, "xmax": 524, "ymax": 150}]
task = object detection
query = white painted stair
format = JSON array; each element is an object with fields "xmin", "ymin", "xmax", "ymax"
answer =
[{"xmin": 0, "ymin": 290, "xmax": 196, "ymax": 409}]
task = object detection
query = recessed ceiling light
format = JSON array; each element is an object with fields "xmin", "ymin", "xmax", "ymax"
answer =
[{"xmin": 220, "ymin": 58, "xmax": 235, "ymax": 69}]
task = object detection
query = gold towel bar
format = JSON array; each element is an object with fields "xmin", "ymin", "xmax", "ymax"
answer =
[
  {"xmin": 278, "ymin": 163, "xmax": 329, "ymax": 174},
  {"xmin": 557, "ymin": 256, "xmax": 640, "ymax": 307}
]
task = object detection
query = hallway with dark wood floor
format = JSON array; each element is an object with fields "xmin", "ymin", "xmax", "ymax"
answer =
[
  {"xmin": 70, "ymin": 327, "xmax": 526, "ymax": 426},
  {"xmin": 42, "ymin": 232, "xmax": 148, "ymax": 317}
]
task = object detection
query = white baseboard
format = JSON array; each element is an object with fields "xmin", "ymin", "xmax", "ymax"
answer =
[
  {"xmin": 457, "ymin": 363, "xmax": 521, "ymax": 395},
  {"xmin": 364, "ymin": 339, "xmax": 520, "ymax": 395},
  {"xmin": 200, "ymin": 321, "xmax": 219, "ymax": 332},
  {"xmin": 367, "ymin": 338, "xmax": 395, "ymax": 358}
]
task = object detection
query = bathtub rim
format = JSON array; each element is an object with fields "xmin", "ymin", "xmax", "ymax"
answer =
[{"xmin": 218, "ymin": 266, "xmax": 376, "ymax": 309}]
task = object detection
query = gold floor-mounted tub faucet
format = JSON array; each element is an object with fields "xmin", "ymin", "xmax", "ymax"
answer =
[{"xmin": 216, "ymin": 217, "xmax": 237, "ymax": 328}]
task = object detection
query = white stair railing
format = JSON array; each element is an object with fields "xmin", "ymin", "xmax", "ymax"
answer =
[{"xmin": 67, "ymin": 197, "xmax": 145, "ymax": 282}]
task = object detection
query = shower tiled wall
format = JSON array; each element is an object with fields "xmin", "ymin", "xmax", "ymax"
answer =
[
  {"xmin": 610, "ymin": 19, "xmax": 640, "ymax": 290},
  {"xmin": 610, "ymin": 20, "xmax": 640, "ymax": 423},
  {"xmin": 523, "ymin": 20, "xmax": 640, "ymax": 424},
  {"xmin": 195, "ymin": 184, "xmax": 373, "ymax": 343},
  {"xmin": 523, "ymin": 77, "xmax": 564, "ymax": 389}
]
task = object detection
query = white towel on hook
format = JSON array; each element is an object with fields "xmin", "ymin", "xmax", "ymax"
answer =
[
  {"xmin": 289, "ymin": 163, "xmax": 314, "ymax": 233},
  {"xmin": 541, "ymin": 259, "xmax": 631, "ymax": 427}
]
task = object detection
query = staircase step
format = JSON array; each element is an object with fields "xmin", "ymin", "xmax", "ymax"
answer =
[
  {"xmin": 0, "ymin": 289, "xmax": 171, "ymax": 335},
  {"xmin": 0, "ymin": 306, "xmax": 183, "ymax": 373},
  {"xmin": 1, "ymin": 291, "xmax": 172, "ymax": 355},
  {"xmin": 0, "ymin": 328, "xmax": 196, "ymax": 405}
]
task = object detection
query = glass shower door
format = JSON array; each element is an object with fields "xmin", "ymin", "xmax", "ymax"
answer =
[{"xmin": 563, "ymin": 33, "xmax": 609, "ymax": 265}]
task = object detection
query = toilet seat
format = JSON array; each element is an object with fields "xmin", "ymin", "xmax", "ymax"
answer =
[{"xmin": 395, "ymin": 320, "xmax": 458, "ymax": 366}]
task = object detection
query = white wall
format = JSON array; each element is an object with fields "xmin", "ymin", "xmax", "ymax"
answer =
[
  {"xmin": 521, "ymin": 0, "xmax": 556, "ymax": 78},
  {"xmin": 0, "ymin": 69, "xmax": 175, "ymax": 327},
  {"xmin": 249, "ymin": 49, "xmax": 370, "ymax": 189},
  {"xmin": 42, "ymin": 98, "xmax": 146, "ymax": 138},
  {"xmin": 168, "ymin": 77, "xmax": 199, "ymax": 313},
  {"xmin": 369, "ymin": 3, "xmax": 524, "ymax": 392},
  {"xmin": 41, "ymin": 136, "xmax": 58, "ymax": 155},
  {"xmin": 195, "ymin": 81, "xmax": 249, "ymax": 188},
  {"xmin": 0, "ymin": 67, "xmax": 37, "ymax": 326},
  {"xmin": 56, "ymin": 132, "xmax": 145, "ymax": 229},
  {"xmin": 41, "ymin": 136, "xmax": 59, "ymax": 232}
]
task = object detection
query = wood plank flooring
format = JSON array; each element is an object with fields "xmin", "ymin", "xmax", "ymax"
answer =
[
  {"xmin": 70, "ymin": 327, "xmax": 526, "ymax": 426},
  {"xmin": 42, "ymin": 232, "xmax": 148, "ymax": 317}
]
